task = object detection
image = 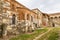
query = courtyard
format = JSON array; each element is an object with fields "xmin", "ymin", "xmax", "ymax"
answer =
[
  {"xmin": 9, "ymin": 27, "xmax": 60, "ymax": 40},
  {"xmin": 0, "ymin": 0, "xmax": 60, "ymax": 40}
]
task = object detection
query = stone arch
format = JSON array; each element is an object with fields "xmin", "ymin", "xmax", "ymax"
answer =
[
  {"xmin": 54, "ymin": 16, "xmax": 57, "ymax": 19},
  {"xmin": 31, "ymin": 16, "xmax": 33, "ymax": 22},
  {"xmin": 59, "ymin": 16, "xmax": 60, "ymax": 18},
  {"xmin": 27, "ymin": 14, "xmax": 29, "ymax": 20},
  {"xmin": 12, "ymin": 14, "xmax": 16, "ymax": 25},
  {"xmin": 50, "ymin": 17, "xmax": 53, "ymax": 19}
]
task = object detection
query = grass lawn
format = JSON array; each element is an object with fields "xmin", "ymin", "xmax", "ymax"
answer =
[
  {"xmin": 38, "ymin": 27, "xmax": 59, "ymax": 40},
  {"xmin": 47, "ymin": 27, "xmax": 60, "ymax": 40},
  {"xmin": 47, "ymin": 30, "xmax": 59, "ymax": 40},
  {"xmin": 9, "ymin": 28, "xmax": 48, "ymax": 40}
]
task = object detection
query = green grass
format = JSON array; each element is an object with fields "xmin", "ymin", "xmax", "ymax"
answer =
[
  {"xmin": 9, "ymin": 28, "xmax": 48, "ymax": 40},
  {"xmin": 47, "ymin": 28, "xmax": 59, "ymax": 40},
  {"xmin": 38, "ymin": 27, "xmax": 59, "ymax": 40},
  {"xmin": 48, "ymin": 31, "xmax": 59, "ymax": 40}
]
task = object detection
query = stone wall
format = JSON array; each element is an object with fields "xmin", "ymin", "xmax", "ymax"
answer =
[
  {"xmin": 0, "ymin": 0, "xmax": 38, "ymax": 37},
  {"xmin": 0, "ymin": 0, "xmax": 51, "ymax": 37},
  {"xmin": 49, "ymin": 13, "xmax": 60, "ymax": 27}
]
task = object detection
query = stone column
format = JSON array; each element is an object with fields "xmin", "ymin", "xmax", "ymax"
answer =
[
  {"xmin": 0, "ymin": 0, "xmax": 3, "ymax": 24},
  {"xmin": 0, "ymin": 0, "xmax": 4, "ymax": 38},
  {"xmin": 25, "ymin": 13, "xmax": 27, "ymax": 20},
  {"xmin": 24, "ymin": 13, "xmax": 28, "ymax": 33}
]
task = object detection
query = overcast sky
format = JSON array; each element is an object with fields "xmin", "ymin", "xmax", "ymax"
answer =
[{"xmin": 16, "ymin": 0, "xmax": 60, "ymax": 14}]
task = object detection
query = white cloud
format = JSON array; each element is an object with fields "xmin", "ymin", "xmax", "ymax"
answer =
[{"xmin": 16, "ymin": 0, "xmax": 60, "ymax": 14}]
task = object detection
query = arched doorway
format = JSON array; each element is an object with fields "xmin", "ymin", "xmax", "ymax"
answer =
[
  {"xmin": 52, "ymin": 23, "xmax": 55, "ymax": 27},
  {"xmin": 12, "ymin": 14, "xmax": 16, "ymax": 25}
]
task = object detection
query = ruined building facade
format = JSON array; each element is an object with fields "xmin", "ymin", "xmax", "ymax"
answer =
[
  {"xmin": 32, "ymin": 8, "xmax": 50, "ymax": 27},
  {"xmin": 49, "ymin": 13, "xmax": 60, "ymax": 27},
  {"xmin": 0, "ymin": 0, "xmax": 50, "ymax": 37}
]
